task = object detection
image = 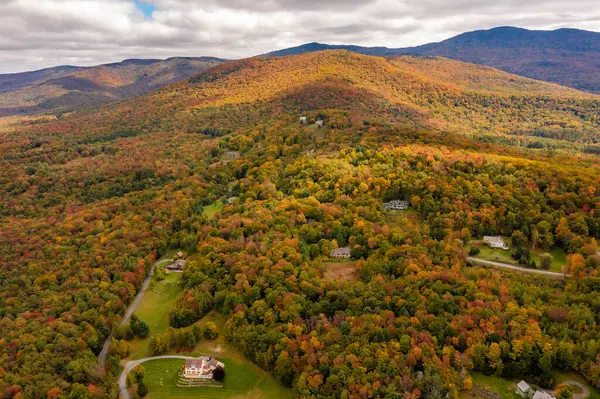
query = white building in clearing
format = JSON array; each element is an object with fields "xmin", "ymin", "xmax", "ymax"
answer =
[
  {"xmin": 299, "ymin": 116, "xmax": 307, "ymax": 124},
  {"xmin": 516, "ymin": 380, "xmax": 531, "ymax": 397},
  {"xmin": 330, "ymin": 247, "xmax": 351, "ymax": 259},
  {"xmin": 483, "ymin": 236, "xmax": 509, "ymax": 250},
  {"xmin": 182, "ymin": 357, "xmax": 224, "ymax": 379},
  {"xmin": 383, "ymin": 200, "xmax": 410, "ymax": 211},
  {"xmin": 532, "ymin": 391, "xmax": 556, "ymax": 399},
  {"xmin": 315, "ymin": 120, "xmax": 324, "ymax": 128}
]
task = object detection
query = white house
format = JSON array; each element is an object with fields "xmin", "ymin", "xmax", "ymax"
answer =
[
  {"xmin": 227, "ymin": 197, "xmax": 236, "ymax": 205},
  {"xmin": 182, "ymin": 357, "xmax": 224, "ymax": 379},
  {"xmin": 330, "ymin": 247, "xmax": 351, "ymax": 259},
  {"xmin": 383, "ymin": 200, "xmax": 410, "ymax": 211},
  {"xmin": 532, "ymin": 391, "xmax": 556, "ymax": 399},
  {"xmin": 315, "ymin": 120, "xmax": 324, "ymax": 128},
  {"xmin": 299, "ymin": 116, "xmax": 307, "ymax": 124},
  {"xmin": 516, "ymin": 381, "xmax": 531, "ymax": 398},
  {"xmin": 483, "ymin": 236, "xmax": 509, "ymax": 250}
]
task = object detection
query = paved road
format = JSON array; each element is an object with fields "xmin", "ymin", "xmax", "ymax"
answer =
[
  {"xmin": 562, "ymin": 381, "xmax": 591, "ymax": 399},
  {"xmin": 119, "ymin": 355, "xmax": 198, "ymax": 399},
  {"xmin": 98, "ymin": 258, "xmax": 173, "ymax": 369},
  {"xmin": 467, "ymin": 257, "xmax": 569, "ymax": 278}
]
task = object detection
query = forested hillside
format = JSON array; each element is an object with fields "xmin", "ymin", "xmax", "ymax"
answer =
[
  {"xmin": 0, "ymin": 57, "xmax": 225, "ymax": 116},
  {"xmin": 267, "ymin": 27, "xmax": 600, "ymax": 94},
  {"xmin": 0, "ymin": 51, "xmax": 599, "ymax": 398}
]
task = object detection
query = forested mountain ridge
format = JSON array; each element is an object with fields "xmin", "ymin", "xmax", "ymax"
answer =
[
  {"xmin": 266, "ymin": 27, "xmax": 600, "ymax": 94},
  {"xmin": 0, "ymin": 57, "xmax": 226, "ymax": 116},
  {"xmin": 0, "ymin": 51, "xmax": 599, "ymax": 397}
]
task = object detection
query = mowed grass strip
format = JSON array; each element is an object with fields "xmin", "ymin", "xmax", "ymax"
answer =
[
  {"xmin": 128, "ymin": 272, "xmax": 184, "ymax": 359},
  {"xmin": 136, "ymin": 272, "xmax": 183, "ymax": 333},
  {"xmin": 143, "ymin": 358, "xmax": 293, "ymax": 399}
]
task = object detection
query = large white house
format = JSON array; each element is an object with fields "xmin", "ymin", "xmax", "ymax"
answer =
[
  {"xmin": 330, "ymin": 247, "xmax": 351, "ymax": 259},
  {"xmin": 182, "ymin": 357, "xmax": 224, "ymax": 379},
  {"xmin": 515, "ymin": 379, "xmax": 556, "ymax": 399},
  {"xmin": 483, "ymin": 236, "xmax": 509, "ymax": 250},
  {"xmin": 383, "ymin": 200, "xmax": 410, "ymax": 211}
]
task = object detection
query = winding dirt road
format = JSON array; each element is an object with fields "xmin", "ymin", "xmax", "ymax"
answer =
[{"xmin": 98, "ymin": 258, "xmax": 173, "ymax": 369}]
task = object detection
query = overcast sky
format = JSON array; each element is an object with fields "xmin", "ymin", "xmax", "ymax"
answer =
[{"xmin": 1, "ymin": 0, "xmax": 600, "ymax": 73}]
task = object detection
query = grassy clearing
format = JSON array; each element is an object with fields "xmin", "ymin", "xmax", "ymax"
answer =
[
  {"xmin": 531, "ymin": 246, "xmax": 567, "ymax": 273},
  {"xmin": 128, "ymin": 273, "xmax": 184, "ymax": 359},
  {"xmin": 143, "ymin": 357, "xmax": 293, "ymax": 399},
  {"xmin": 553, "ymin": 372, "xmax": 600, "ymax": 399},
  {"xmin": 472, "ymin": 237, "xmax": 566, "ymax": 273},
  {"xmin": 204, "ymin": 201, "xmax": 223, "ymax": 218},
  {"xmin": 476, "ymin": 246, "xmax": 517, "ymax": 265},
  {"xmin": 323, "ymin": 262, "xmax": 357, "ymax": 281},
  {"xmin": 385, "ymin": 208, "xmax": 419, "ymax": 228},
  {"xmin": 460, "ymin": 372, "xmax": 521, "ymax": 399},
  {"xmin": 137, "ymin": 311, "xmax": 293, "ymax": 399}
]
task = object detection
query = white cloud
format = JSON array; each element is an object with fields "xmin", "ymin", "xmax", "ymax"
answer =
[{"xmin": 0, "ymin": 0, "xmax": 599, "ymax": 73}]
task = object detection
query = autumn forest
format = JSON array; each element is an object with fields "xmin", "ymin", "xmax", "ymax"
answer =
[{"xmin": 0, "ymin": 51, "xmax": 599, "ymax": 398}]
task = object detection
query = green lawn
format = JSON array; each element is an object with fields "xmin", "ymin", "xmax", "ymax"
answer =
[
  {"xmin": 460, "ymin": 372, "xmax": 599, "ymax": 399},
  {"xmin": 128, "ymin": 273, "xmax": 184, "ymax": 359},
  {"xmin": 204, "ymin": 201, "xmax": 223, "ymax": 218},
  {"xmin": 530, "ymin": 246, "xmax": 567, "ymax": 273},
  {"xmin": 553, "ymin": 372, "xmax": 600, "ymax": 399},
  {"xmin": 142, "ymin": 357, "xmax": 293, "ymax": 399},
  {"xmin": 472, "ymin": 237, "xmax": 567, "ymax": 273},
  {"xmin": 461, "ymin": 372, "xmax": 521, "ymax": 399},
  {"xmin": 123, "ymin": 274, "xmax": 293, "ymax": 398},
  {"xmin": 133, "ymin": 311, "xmax": 294, "ymax": 399},
  {"xmin": 476, "ymin": 246, "xmax": 517, "ymax": 265}
]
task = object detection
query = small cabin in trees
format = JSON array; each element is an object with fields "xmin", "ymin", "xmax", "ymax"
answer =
[
  {"xmin": 330, "ymin": 247, "xmax": 351, "ymax": 259},
  {"xmin": 483, "ymin": 236, "xmax": 509, "ymax": 250},
  {"xmin": 226, "ymin": 151, "xmax": 240, "ymax": 159},
  {"xmin": 167, "ymin": 252, "xmax": 186, "ymax": 271},
  {"xmin": 299, "ymin": 116, "xmax": 307, "ymax": 124},
  {"xmin": 383, "ymin": 200, "xmax": 410, "ymax": 211},
  {"xmin": 227, "ymin": 197, "xmax": 236, "ymax": 205},
  {"xmin": 182, "ymin": 357, "xmax": 224, "ymax": 379},
  {"xmin": 316, "ymin": 120, "xmax": 324, "ymax": 128}
]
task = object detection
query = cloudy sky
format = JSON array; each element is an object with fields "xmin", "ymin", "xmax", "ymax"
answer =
[{"xmin": 2, "ymin": 0, "xmax": 600, "ymax": 73}]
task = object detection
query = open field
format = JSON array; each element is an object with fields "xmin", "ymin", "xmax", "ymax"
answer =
[
  {"xmin": 384, "ymin": 208, "xmax": 419, "ymax": 228},
  {"xmin": 472, "ymin": 237, "xmax": 566, "ymax": 273},
  {"xmin": 128, "ymin": 272, "xmax": 184, "ymax": 359},
  {"xmin": 204, "ymin": 201, "xmax": 224, "ymax": 218},
  {"xmin": 324, "ymin": 262, "xmax": 357, "ymax": 281},
  {"xmin": 136, "ymin": 312, "xmax": 293, "ymax": 399},
  {"xmin": 531, "ymin": 246, "xmax": 567, "ymax": 273},
  {"xmin": 143, "ymin": 357, "xmax": 293, "ymax": 399},
  {"xmin": 460, "ymin": 372, "xmax": 521, "ymax": 399}
]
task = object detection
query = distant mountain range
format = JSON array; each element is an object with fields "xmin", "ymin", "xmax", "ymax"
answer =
[
  {"xmin": 0, "ymin": 57, "xmax": 226, "ymax": 116},
  {"xmin": 266, "ymin": 27, "xmax": 600, "ymax": 94},
  {"xmin": 3, "ymin": 26, "xmax": 600, "ymax": 117}
]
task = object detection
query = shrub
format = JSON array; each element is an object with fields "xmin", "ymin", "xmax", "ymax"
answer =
[
  {"xmin": 203, "ymin": 322, "xmax": 218, "ymax": 340},
  {"xmin": 468, "ymin": 247, "xmax": 480, "ymax": 256}
]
